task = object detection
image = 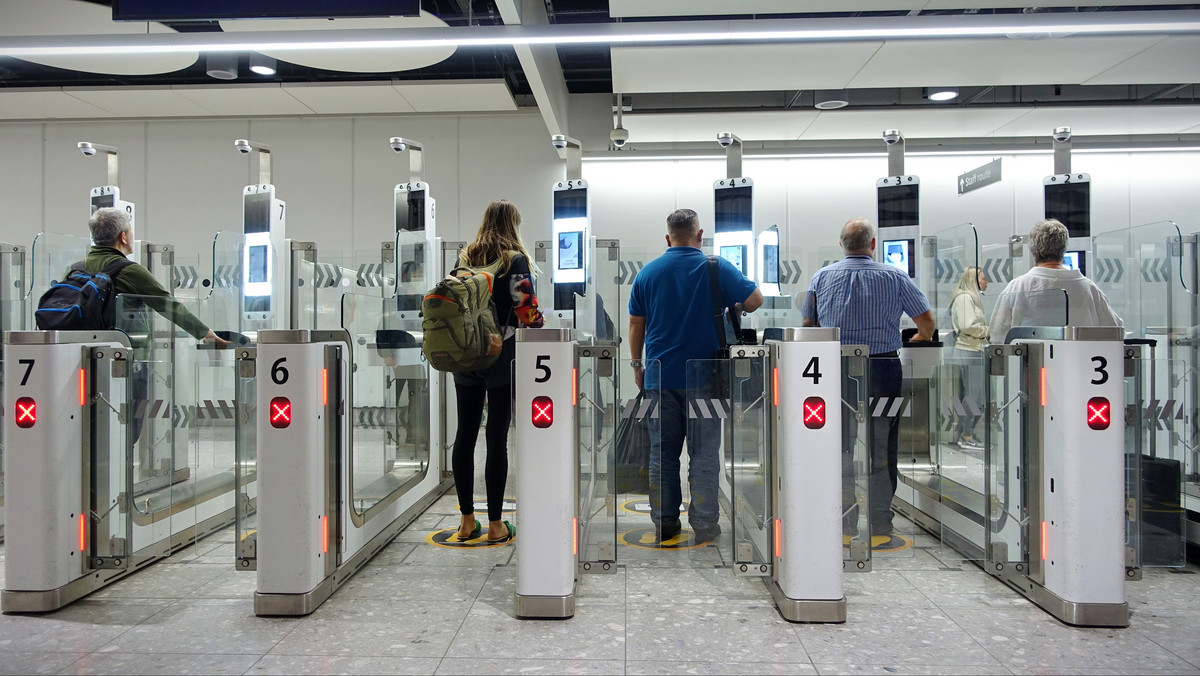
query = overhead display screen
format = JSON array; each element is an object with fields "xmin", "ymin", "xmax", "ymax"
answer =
[
  {"xmin": 877, "ymin": 184, "xmax": 919, "ymax": 229},
  {"xmin": 244, "ymin": 192, "xmax": 271, "ymax": 234},
  {"xmin": 113, "ymin": 0, "xmax": 419, "ymax": 21},
  {"xmin": 715, "ymin": 186, "xmax": 753, "ymax": 234},
  {"xmin": 553, "ymin": 188, "xmax": 587, "ymax": 220},
  {"xmin": 883, "ymin": 238, "xmax": 916, "ymax": 278},
  {"xmin": 395, "ymin": 189, "xmax": 425, "ymax": 233},
  {"xmin": 1045, "ymin": 181, "xmax": 1091, "ymax": 238}
]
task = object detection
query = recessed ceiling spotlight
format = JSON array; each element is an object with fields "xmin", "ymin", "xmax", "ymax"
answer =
[
  {"xmin": 205, "ymin": 52, "xmax": 237, "ymax": 80},
  {"xmin": 814, "ymin": 89, "xmax": 849, "ymax": 110},
  {"xmin": 249, "ymin": 53, "xmax": 276, "ymax": 75},
  {"xmin": 927, "ymin": 87, "xmax": 959, "ymax": 102}
]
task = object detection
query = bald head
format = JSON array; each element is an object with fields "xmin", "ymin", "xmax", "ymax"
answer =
[{"xmin": 839, "ymin": 217, "xmax": 875, "ymax": 254}]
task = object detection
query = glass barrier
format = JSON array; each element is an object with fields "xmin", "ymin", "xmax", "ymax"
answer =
[
  {"xmin": 575, "ymin": 350, "xmax": 620, "ymax": 569},
  {"xmin": 1126, "ymin": 351, "xmax": 1188, "ymax": 568},
  {"xmin": 984, "ymin": 343, "xmax": 1028, "ymax": 568},
  {"xmin": 872, "ymin": 355, "xmax": 917, "ymax": 559},
  {"xmin": 988, "ymin": 289, "xmax": 1070, "ymax": 342},
  {"xmin": 89, "ymin": 343, "xmax": 137, "ymax": 564},
  {"xmin": 612, "ymin": 360, "xmax": 664, "ymax": 563},
  {"xmin": 725, "ymin": 352, "xmax": 772, "ymax": 571},
  {"xmin": 0, "ymin": 244, "xmax": 27, "ymax": 538},
  {"xmin": 235, "ymin": 345, "xmax": 258, "ymax": 571},
  {"xmin": 345, "ymin": 230, "xmax": 432, "ymax": 522},
  {"xmin": 842, "ymin": 350, "xmax": 871, "ymax": 568},
  {"xmin": 753, "ymin": 243, "xmax": 804, "ymax": 334}
]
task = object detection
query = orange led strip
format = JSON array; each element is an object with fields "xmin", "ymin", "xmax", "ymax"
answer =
[
  {"xmin": 78, "ymin": 513, "xmax": 86, "ymax": 551},
  {"xmin": 774, "ymin": 518, "xmax": 782, "ymax": 559},
  {"xmin": 79, "ymin": 368, "xmax": 86, "ymax": 406},
  {"xmin": 322, "ymin": 368, "xmax": 328, "ymax": 407},
  {"xmin": 1041, "ymin": 521, "xmax": 1047, "ymax": 561},
  {"xmin": 1040, "ymin": 367, "xmax": 1046, "ymax": 407},
  {"xmin": 322, "ymin": 515, "xmax": 329, "ymax": 554},
  {"xmin": 772, "ymin": 367, "xmax": 779, "ymax": 407},
  {"xmin": 572, "ymin": 517, "xmax": 578, "ymax": 556},
  {"xmin": 572, "ymin": 367, "xmax": 578, "ymax": 406}
]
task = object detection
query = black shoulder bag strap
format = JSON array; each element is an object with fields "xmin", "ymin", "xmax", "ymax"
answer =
[{"xmin": 706, "ymin": 255, "xmax": 728, "ymax": 354}]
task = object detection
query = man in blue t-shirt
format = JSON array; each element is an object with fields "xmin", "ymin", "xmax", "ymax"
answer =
[{"xmin": 629, "ymin": 208, "xmax": 762, "ymax": 543}]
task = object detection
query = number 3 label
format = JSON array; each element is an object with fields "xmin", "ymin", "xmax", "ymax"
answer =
[{"xmin": 1091, "ymin": 356, "xmax": 1108, "ymax": 385}]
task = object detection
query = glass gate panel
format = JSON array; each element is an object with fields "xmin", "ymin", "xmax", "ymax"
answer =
[
  {"xmin": 984, "ymin": 343, "xmax": 1029, "ymax": 567},
  {"xmin": 29, "ymin": 232, "xmax": 90, "ymax": 326},
  {"xmin": 842, "ymin": 350, "xmax": 871, "ymax": 569},
  {"xmin": 575, "ymin": 350, "xmax": 619, "ymax": 570},
  {"xmin": 235, "ymin": 346, "xmax": 258, "ymax": 570},
  {"xmin": 88, "ymin": 345, "xmax": 135, "ymax": 566},
  {"xmin": 612, "ymin": 359, "xmax": 661, "ymax": 562},
  {"xmin": 876, "ymin": 356, "xmax": 917, "ymax": 559}
]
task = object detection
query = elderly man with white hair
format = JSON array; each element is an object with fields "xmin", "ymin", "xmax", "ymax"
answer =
[{"xmin": 989, "ymin": 218, "xmax": 1122, "ymax": 342}]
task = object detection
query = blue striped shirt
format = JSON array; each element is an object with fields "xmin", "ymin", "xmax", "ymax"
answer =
[{"xmin": 801, "ymin": 255, "xmax": 931, "ymax": 354}]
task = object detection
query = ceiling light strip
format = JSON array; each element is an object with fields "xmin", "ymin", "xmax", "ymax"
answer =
[
  {"xmin": 1, "ymin": 12, "xmax": 1198, "ymax": 57},
  {"xmin": 583, "ymin": 146, "xmax": 1200, "ymax": 162}
]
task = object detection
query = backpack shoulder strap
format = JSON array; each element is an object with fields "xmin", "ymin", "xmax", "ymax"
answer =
[{"xmin": 705, "ymin": 255, "xmax": 728, "ymax": 349}]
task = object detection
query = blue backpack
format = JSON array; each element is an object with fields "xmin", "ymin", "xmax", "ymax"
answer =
[{"xmin": 35, "ymin": 259, "xmax": 135, "ymax": 330}]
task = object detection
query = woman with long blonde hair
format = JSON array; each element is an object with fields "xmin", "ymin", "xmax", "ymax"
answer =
[
  {"xmin": 452, "ymin": 199, "xmax": 543, "ymax": 543},
  {"xmin": 947, "ymin": 265, "xmax": 989, "ymax": 450}
]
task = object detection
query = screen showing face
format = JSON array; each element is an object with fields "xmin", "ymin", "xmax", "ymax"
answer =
[
  {"xmin": 244, "ymin": 191, "xmax": 271, "ymax": 234},
  {"xmin": 558, "ymin": 232, "xmax": 583, "ymax": 270},
  {"xmin": 763, "ymin": 245, "xmax": 780, "ymax": 284},
  {"xmin": 1044, "ymin": 181, "xmax": 1091, "ymax": 238},
  {"xmin": 715, "ymin": 186, "xmax": 753, "ymax": 234},
  {"xmin": 395, "ymin": 189, "xmax": 425, "ymax": 232},
  {"xmin": 248, "ymin": 245, "xmax": 268, "ymax": 283},
  {"xmin": 1062, "ymin": 250, "xmax": 1086, "ymax": 274},
  {"xmin": 720, "ymin": 245, "xmax": 746, "ymax": 274},
  {"xmin": 877, "ymin": 184, "xmax": 919, "ymax": 228},
  {"xmin": 883, "ymin": 239, "xmax": 916, "ymax": 277},
  {"xmin": 553, "ymin": 187, "xmax": 587, "ymax": 219}
]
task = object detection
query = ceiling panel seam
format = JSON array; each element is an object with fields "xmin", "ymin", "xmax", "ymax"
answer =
[{"xmin": 1080, "ymin": 34, "xmax": 1169, "ymax": 86}]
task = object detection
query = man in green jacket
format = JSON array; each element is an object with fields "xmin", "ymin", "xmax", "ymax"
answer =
[{"xmin": 84, "ymin": 206, "xmax": 228, "ymax": 346}]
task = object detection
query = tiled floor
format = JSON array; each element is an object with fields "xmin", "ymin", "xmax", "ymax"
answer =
[{"xmin": 1, "ymin": 492, "xmax": 1198, "ymax": 676}]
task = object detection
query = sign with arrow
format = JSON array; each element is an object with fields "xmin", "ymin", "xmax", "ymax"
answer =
[{"xmin": 957, "ymin": 159, "xmax": 1002, "ymax": 195}]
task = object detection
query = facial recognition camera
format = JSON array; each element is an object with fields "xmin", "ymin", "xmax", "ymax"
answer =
[
  {"xmin": 77, "ymin": 142, "xmax": 97, "ymax": 157},
  {"xmin": 716, "ymin": 132, "xmax": 735, "ymax": 148},
  {"xmin": 882, "ymin": 129, "xmax": 902, "ymax": 145},
  {"xmin": 551, "ymin": 134, "xmax": 568, "ymax": 150},
  {"xmin": 234, "ymin": 139, "xmax": 253, "ymax": 154},
  {"xmin": 610, "ymin": 126, "xmax": 629, "ymax": 148},
  {"xmin": 389, "ymin": 137, "xmax": 407, "ymax": 153},
  {"xmin": 1053, "ymin": 126, "xmax": 1072, "ymax": 142}
]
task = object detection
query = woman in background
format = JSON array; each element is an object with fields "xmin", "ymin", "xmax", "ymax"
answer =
[{"xmin": 948, "ymin": 266, "xmax": 989, "ymax": 451}]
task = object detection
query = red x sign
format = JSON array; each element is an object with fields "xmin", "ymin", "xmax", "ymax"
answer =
[
  {"xmin": 1087, "ymin": 397, "xmax": 1110, "ymax": 430},
  {"xmin": 15, "ymin": 397, "xmax": 36, "ymax": 428},
  {"xmin": 803, "ymin": 396, "xmax": 826, "ymax": 429},
  {"xmin": 270, "ymin": 396, "xmax": 292, "ymax": 429},
  {"xmin": 532, "ymin": 396, "xmax": 554, "ymax": 428}
]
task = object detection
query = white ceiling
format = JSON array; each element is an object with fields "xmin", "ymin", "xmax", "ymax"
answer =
[
  {"xmin": 0, "ymin": 81, "xmax": 517, "ymax": 120},
  {"xmin": 218, "ymin": 12, "xmax": 456, "ymax": 74},
  {"xmin": 610, "ymin": 0, "xmax": 1177, "ymax": 18},
  {"xmin": 1, "ymin": 0, "xmax": 197, "ymax": 75}
]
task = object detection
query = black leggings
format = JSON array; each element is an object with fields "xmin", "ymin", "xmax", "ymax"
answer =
[{"xmin": 451, "ymin": 382, "xmax": 513, "ymax": 523}]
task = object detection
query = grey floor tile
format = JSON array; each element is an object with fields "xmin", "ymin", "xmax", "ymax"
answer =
[
  {"xmin": 1006, "ymin": 670, "xmax": 1200, "ymax": 676},
  {"xmin": 796, "ymin": 605, "xmax": 1002, "ymax": 667},
  {"xmin": 475, "ymin": 564, "xmax": 624, "ymax": 604},
  {"xmin": 175, "ymin": 543, "xmax": 238, "ymax": 566},
  {"xmin": 813, "ymin": 666, "xmax": 1011, "ymax": 675},
  {"xmin": 447, "ymin": 600, "xmax": 626, "ymax": 661},
  {"xmin": 627, "ymin": 661, "xmax": 818, "ymax": 675},
  {"xmin": 268, "ymin": 598, "xmax": 470, "ymax": 658},
  {"xmin": 1130, "ymin": 608, "xmax": 1200, "ymax": 668},
  {"xmin": 625, "ymin": 601, "xmax": 810, "ymax": 664},
  {"xmin": 402, "ymin": 541, "xmax": 515, "ymax": 568},
  {"xmin": 97, "ymin": 598, "xmax": 300, "ymax": 655},
  {"xmin": 365, "ymin": 542, "xmax": 420, "ymax": 566},
  {"xmin": 940, "ymin": 604, "xmax": 1196, "ymax": 672},
  {"xmin": 0, "ymin": 601, "xmax": 167, "ymax": 653},
  {"xmin": 625, "ymin": 564, "xmax": 769, "ymax": 602},
  {"xmin": 188, "ymin": 568, "xmax": 258, "ymax": 599},
  {"xmin": 247, "ymin": 655, "xmax": 442, "ymax": 675},
  {"xmin": 326, "ymin": 564, "xmax": 492, "ymax": 604},
  {"xmin": 436, "ymin": 658, "xmax": 625, "ymax": 675},
  {"xmin": 899, "ymin": 568, "xmax": 1031, "ymax": 608},
  {"xmin": 0, "ymin": 651, "xmax": 88, "ymax": 675},
  {"xmin": 90, "ymin": 563, "xmax": 230, "ymax": 600},
  {"xmin": 57, "ymin": 652, "xmax": 260, "ymax": 675}
]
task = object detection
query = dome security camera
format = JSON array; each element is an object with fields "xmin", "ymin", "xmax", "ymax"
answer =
[
  {"xmin": 882, "ymin": 129, "xmax": 902, "ymax": 145},
  {"xmin": 389, "ymin": 137, "xmax": 407, "ymax": 153},
  {"xmin": 234, "ymin": 139, "xmax": 252, "ymax": 154},
  {"xmin": 551, "ymin": 134, "xmax": 568, "ymax": 150},
  {"xmin": 1052, "ymin": 126, "xmax": 1072, "ymax": 143},
  {"xmin": 716, "ymin": 132, "xmax": 735, "ymax": 148},
  {"xmin": 77, "ymin": 142, "xmax": 97, "ymax": 157},
  {"xmin": 610, "ymin": 126, "xmax": 629, "ymax": 148}
]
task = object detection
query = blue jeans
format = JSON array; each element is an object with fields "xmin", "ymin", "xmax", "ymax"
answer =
[{"xmin": 646, "ymin": 388, "xmax": 722, "ymax": 531}]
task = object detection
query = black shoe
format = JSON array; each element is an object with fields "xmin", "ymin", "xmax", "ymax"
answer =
[
  {"xmin": 655, "ymin": 519, "xmax": 682, "ymax": 542},
  {"xmin": 692, "ymin": 524, "xmax": 722, "ymax": 543},
  {"xmin": 871, "ymin": 523, "xmax": 894, "ymax": 537}
]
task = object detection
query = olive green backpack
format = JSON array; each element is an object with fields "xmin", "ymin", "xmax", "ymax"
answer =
[{"xmin": 420, "ymin": 255, "xmax": 508, "ymax": 373}]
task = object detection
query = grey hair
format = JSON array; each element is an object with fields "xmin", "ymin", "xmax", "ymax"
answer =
[
  {"xmin": 839, "ymin": 217, "xmax": 875, "ymax": 252},
  {"xmin": 89, "ymin": 207, "xmax": 131, "ymax": 246},
  {"xmin": 1028, "ymin": 218, "xmax": 1069, "ymax": 263},
  {"xmin": 666, "ymin": 208, "xmax": 699, "ymax": 240}
]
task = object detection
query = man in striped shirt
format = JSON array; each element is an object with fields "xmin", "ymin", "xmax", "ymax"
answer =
[{"xmin": 802, "ymin": 217, "xmax": 935, "ymax": 536}]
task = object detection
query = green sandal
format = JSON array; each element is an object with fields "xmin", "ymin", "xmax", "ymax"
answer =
[
  {"xmin": 457, "ymin": 520, "xmax": 482, "ymax": 541},
  {"xmin": 487, "ymin": 520, "xmax": 516, "ymax": 543}
]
